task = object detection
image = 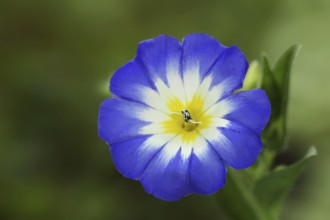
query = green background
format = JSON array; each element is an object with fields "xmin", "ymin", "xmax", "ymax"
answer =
[{"xmin": 1, "ymin": 0, "xmax": 329, "ymax": 219}]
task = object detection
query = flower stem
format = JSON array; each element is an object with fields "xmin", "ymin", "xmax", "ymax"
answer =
[{"xmin": 214, "ymin": 169, "xmax": 269, "ymax": 220}]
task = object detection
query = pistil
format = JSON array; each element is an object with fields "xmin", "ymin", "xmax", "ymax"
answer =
[{"xmin": 171, "ymin": 109, "xmax": 202, "ymax": 132}]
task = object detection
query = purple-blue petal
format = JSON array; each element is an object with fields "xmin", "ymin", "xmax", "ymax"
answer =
[
  {"xmin": 212, "ymin": 122, "xmax": 263, "ymax": 169},
  {"xmin": 110, "ymin": 59, "xmax": 155, "ymax": 103},
  {"xmin": 139, "ymin": 143, "xmax": 228, "ymax": 200},
  {"xmin": 222, "ymin": 89, "xmax": 271, "ymax": 133},
  {"xmin": 136, "ymin": 35, "xmax": 182, "ymax": 87},
  {"xmin": 207, "ymin": 45, "xmax": 249, "ymax": 99},
  {"xmin": 190, "ymin": 147, "xmax": 227, "ymax": 194},
  {"xmin": 140, "ymin": 148, "xmax": 191, "ymax": 201},
  {"xmin": 110, "ymin": 135, "xmax": 161, "ymax": 179},
  {"xmin": 182, "ymin": 33, "xmax": 227, "ymax": 80},
  {"xmin": 98, "ymin": 98, "xmax": 150, "ymax": 145}
]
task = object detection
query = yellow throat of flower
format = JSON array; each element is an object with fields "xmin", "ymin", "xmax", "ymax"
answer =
[{"xmin": 161, "ymin": 94, "xmax": 212, "ymax": 143}]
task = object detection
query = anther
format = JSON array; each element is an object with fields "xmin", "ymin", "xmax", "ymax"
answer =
[{"xmin": 175, "ymin": 109, "xmax": 202, "ymax": 124}]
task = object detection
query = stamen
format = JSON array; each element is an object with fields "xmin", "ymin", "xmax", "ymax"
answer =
[
  {"xmin": 170, "ymin": 110, "xmax": 202, "ymax": 125},
  {"xmin": 181, "ymin": 109, "xmax": 202, "ymax": 124},
  {"xmin": 187, "ymin": 120, "xmax": 202, "ymax": 125}
]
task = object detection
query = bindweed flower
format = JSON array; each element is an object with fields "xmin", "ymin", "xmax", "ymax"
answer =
[{"xmin": 98, "ymin": 34, "xmax": 271, "ymax": 201}]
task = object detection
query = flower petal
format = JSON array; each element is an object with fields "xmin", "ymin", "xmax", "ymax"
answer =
[
  {"xmin": 182, "ymin": 34, "xmax": 227, "ymax": 101},
  {"xmin": 110, "ymin": 59, "xmax": 153, "ymax": 101},
  {"xmin": 110, "ymin": 59, "xmax": 171, "ymax": 112},
  {"xmin": 207, "ymin": 89, "xmax": 271, "ymax": 133},
  {"xmin": 190, "ymin": 138, "xmax": 227, "ymax": 194},
  {"xmin": 205, "ymin": 45, "xmax": 249, "ymax": 102},
  {"xmin": 136, "ymin": 35, "xmax": 187, "ymax": 103},
  {"xmin": 200, "ymin": 122, "xmax": 263, "ymax": 169},
  {"xmin": 140, "ymin": 135, "xmax": 192, "ymax": 201},
  {"xmin": 98, "ymin": 98, "xmax": 169, "ymax": 144},
  {"xmin": 139, "ymin": 134, "xmax": 227, "ymax": 200},
  {"xmin": 137, "ymin": 35, "xmax": 181, "ymax": 85},
  {"xmin": 110, "ymin": 134, "xmax": 175, "ymax": 179}
]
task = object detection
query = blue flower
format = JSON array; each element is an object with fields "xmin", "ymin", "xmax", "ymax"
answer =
[{"xmin": 98, "ymin": 34, "xmax": 271, "ymax": 201}]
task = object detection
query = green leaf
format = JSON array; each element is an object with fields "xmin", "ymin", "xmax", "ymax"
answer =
[
  {"xmin": 273, "ymin": 45, "xmax": 301, "ymax": 94},
  {"xmin": 253, "ymin": 146, "xmax": 317, "ymax": 220},
  {"xmin": 261, "ymin": 54, "xmax": 282, "ymax": 119},
  {"xmin": 272, "ymin": 45, "xmax": 301, "ymax": 145},
  {"xmin": 260, "ymin": 45, "xmax": 301, "ymax": 152},
  {"xmin": 214, "ymin": 170, "xmax": 268, "ymax": 220},
  {"xmin": 260, "ymin": 55, "xmax": 283, "ymax": 151}
]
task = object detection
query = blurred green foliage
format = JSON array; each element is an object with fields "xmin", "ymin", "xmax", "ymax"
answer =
[{"xmin": 1, "ymin": 0, "xmax": 329, "ymax": 219}]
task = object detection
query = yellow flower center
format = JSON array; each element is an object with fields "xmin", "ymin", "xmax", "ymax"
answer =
[{"xmin": 161, "ymin": 94, "xmax": 212, "ymax": 143}]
